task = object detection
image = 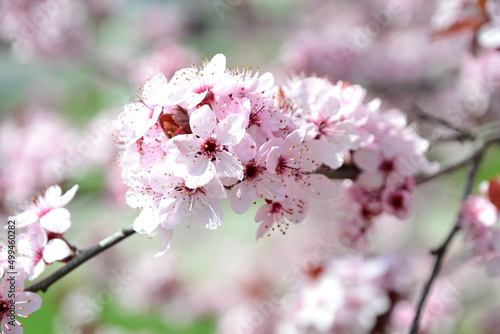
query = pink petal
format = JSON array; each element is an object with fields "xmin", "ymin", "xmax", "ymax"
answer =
[
  {"xmin": 171, "ymin": 135, "xmax": 199, "ymax": 156},
  {"xmin": 297, "ymin": 140, "xmax": 325, "ymax": 172},
  {"xmin": 256, "ymin": 221, "xmax": 272, "ymax": 240},
  {"xmin": 155, "ymin": 228, "xmax": 173, "ymax": 257},
  {"xmin": 15, "ymin": 291, "xmax": 42, "ymax": 315},
  {"xmin": 304, "ymin": 174, "xmax": 340, "ymax": 199},
  {"xmin": 216, "ymin": 150, "xmax": 243, "ymax": 180},
  {"xmin": 256, "ymin": 174, "xmax": 286, "ymax": 201},
  {"xmin": 230, "ymin": 183, "xmax": 256, "ymax": 214},
  {"xmin": 254, "ymin": 203, "xmax": 272, "ymax": 223},
  {"xmin": 322, "ymin": 150, "xmax": 344, "ymax": 169},
  {"xmin": 43, "ymin": 185, "xmax": 63, "ymax": 207},
  {"xmin": 133, "ymin": 208, "xmax": 161, "ymax": 234},
  {"xmin": 203, "ymin": 178, "xmax": 227, "ymax": 199},
  {"xmin": 352, "ymin": 147, "xmax": 382, "ymax": 171},
  {"xmin": 256, "ymin": 72, "xmax": 274, "ymax": 91},
  {"xmin": 185, "ymin": 158, "xmax": 215, "ymax": 188},
  {"xmin": 205, "ymin": 54, "xmax": 226, "ymax": 77},
  {"xmin": 197, "ymin": 201, "xmax": 222, "ymax": 230},
  {"xmin": 232, "ymin": 134, "xmax": 257, "ymax": 163},
  {"xmin": 8, "ymin": 210, "xmax": 38, "ymax": 229},
  {"xmin": 3, "ymin": 320, "xmax": 23, "ymax": 334},
  {"xmin": 190, "ymin": 105, "xmax": 217, "ymax": 138},
  {"xmin": 216, "ymin": 114, "xmax": 246, "ymax": 146},
  {"xmin": 31, "ymin": 261, "xmax": 46, "ymax": 281},
  {"xmin": 358, "ymin": 170, "xmax": 385, "ymax": 190},
  {"xmin": 266, "ymin": 146, "xmax": 281, "ymax": 174},
  {"xmin": 213, "ymin": 76, "xmax": 240, "ymax": 96},
  {"xmin": 28, "ymin": 223, "xmax": 48, "ymax": 249},
  {"xmin": 43, "ymin": 239, "xmax": 72, "ymax": 263},
  {"xmin": 282, "ymin": 130, "xmax": 303, "ymax": 156},
  {"xmin": 59, "ymin": 184, "xmax": 79, "ymax": 207},
  {"xmin": 39, "ymin": 208, "xmax": 71, "ymax": 234}
]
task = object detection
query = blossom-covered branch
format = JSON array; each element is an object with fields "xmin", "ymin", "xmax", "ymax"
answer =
[{"xmin": 25, "ymin": 227, "xmax": 135, "ymax": 293}]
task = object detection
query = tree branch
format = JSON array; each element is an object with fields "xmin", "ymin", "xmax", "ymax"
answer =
[
  {"xmin": 316, "ymin": 129, "xmax": 500, "ymax": 185},
  {"xmin": 411, "ymin": 104, "xmax": 475, "ymax": 141},
  {"xmin": 25, "ymin": 227, "xmax": 136, "ymax": 293},
  {"xmin": 409, "ymin": 150, "xmax": 484, "ymax": 334}
]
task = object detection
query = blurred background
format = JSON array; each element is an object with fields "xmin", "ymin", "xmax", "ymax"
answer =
[{"xmin": 1, "ymin": 0, "xmax": 500, "ymax": 333}]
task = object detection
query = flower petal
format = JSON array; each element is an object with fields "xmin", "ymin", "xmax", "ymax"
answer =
[
  {"xmin": 185, "ymin": 158, "xmax": 215, "ymax": 188},
  {"xmin": 216, "ymin": 114, "xmax": 246, "ymax": 146},
  {"xmin": 216, "ymin": 150, "xmax": 243, "ymax": 180},
  {"xmin": 43, "ymin": 239, "xmax": 72, "ymax": 263},
  {"xmin": 8, "ymin": 210, "xmax": 38, "ymax": 229},
  {"xmin": 39, "ymin": 208, "xmax": 71, "ymax": 234},
  {"xmin": 133, "ymin": 208, "xmax": 161, "ymax": 234},
  {"xmin": 190, "ymin": 105, "xmax": 217, "ymax": 138},
  {"xmin": 16, "ymin": 291, "xmax": 42, "ymax": 316},
  {"xmin": 155, "ymin": 228, "xmax": 173, "ymax": 257},
  {"xmin": 230, "ymin": 183, "xmax": 256, "ymax": 214},
  {"xmin": 59, "ymin": 184, "xmax": 79, "ymax": 207}
]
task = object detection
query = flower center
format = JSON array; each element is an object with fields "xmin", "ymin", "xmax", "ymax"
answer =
[
  {"xmin": 313, "ymin": 115, "xmax": 332, "ymax": 138},
  {"xmin": 276, "ymin": 157, "xmax": 299, "ymax": 177},
  {"xmin": 379, "ymin": 159, "xmax": 395, "ymax": 174},
  {"xmin": 389, "ymin": 193, "xmax": 404, "ymax": 210},
  {"xmin": 174, "ymin": 185, "xmax": 206, "ymax": 196},
  {"xmin": 0, "ymin": 298, "xmax": 11, "ymax": 316},
  {"xmin": 37, "ymin": 207, "xmax": 51, "ymax": 219},
  {"xmin": 249, "ymin": 107, "xmax": 265, "ymax": 127},
  {"xmin": 244, "ymin": 161, "xmax": 262, "ymax": 181},
  {"xmin": 201, "ymin": 137, "xmax": 220, "ymax": 159}
]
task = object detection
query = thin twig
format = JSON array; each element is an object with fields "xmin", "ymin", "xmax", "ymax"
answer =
[
  {"xmin": 411, "ymin": 104, "xmax": 475, "ymax": 141},
  {"xmin": 409, "ymin": 151, "xmax": 484, "ymax": 334},
  {"xmin": 25, "ymin": 227, "xmax": 136, "ymax": 293}
]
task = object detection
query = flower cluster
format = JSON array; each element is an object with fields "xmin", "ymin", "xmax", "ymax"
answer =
[
  {"xmin": 229, "ymin": 254, "xmax": 458, "ymax": 334},
  {"xmin": 115, "ymin": 54, "xmax": 435, "ymax": 253},
  {"xmin": 336, "ymin": 108, "xmax": 438, "ymax": 251}
]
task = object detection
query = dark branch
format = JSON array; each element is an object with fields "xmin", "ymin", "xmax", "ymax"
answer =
[
  {"xmin": 411, "ymin": 104, "xmax": 475, "ymax": 141},
  {"xmin": 409, "ymin": 151, "xmax": 484, "ymax": 334},
  {"xmin": 25, "ymin": 227, "xmax": 136, "ymax": 293}
]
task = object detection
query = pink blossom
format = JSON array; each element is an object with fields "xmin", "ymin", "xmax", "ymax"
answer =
[
  {"xmin": 0, "ymin": 272, "xmax": 42, "ymax": 334},
  {"xmin": 170, "ymin": 54, "xmax": 240, "ymax": 109},
  {"xmin": 280, "ymin": 257, "xmax": 390, "ymax": 333},
  {"xmin": 381, "ymin": 178, "xmax": 415, "ymax": 219},
  {"xmin": 461, "ymin": 195, "xmax": 498, "ymax": 228},
  {"xmin": 17, "ymin": 224, "xmax": 73, "ymax": 281},
  {"xmin": 230, "ymin": 135, "xmax": 286, "ymax": 214},
  {"xmin": 0, "ymin": 0, "xmax": 88, "ymax": 60},
  {"xmin": 114, "ymin": 73, "xmax": 182, "ymax": 144},
  {"xmin": 282, "ymin": 77, "xmax": 372, "ymax": 169},
  {"xmin": 0, "ymin": 246, "xmax": 8, "ymax": 278},
  {"xmin": 166, "ymin": 105, "xmax": 245, "ymax": 188},
  {"xmin": 0, "ymin": 110, "xmax": 74, "ymax": 207},
  {"xmin": 254, "ymin": 197, "xmax": 307, "ymax": 239},
  {"xmin": 149, "ymin": 166, "xmax": 227, "ymax": 230},
  {"xmin": 459, "ymin": 195, "xmax": 499, "ymax": 259},
  {"xmin": 8, "ymin": 185, "xmax": 78, "ymax": 232},
  {"xmin": 115, "ymin": 53, "xmax": 436, "ymax": 251}
]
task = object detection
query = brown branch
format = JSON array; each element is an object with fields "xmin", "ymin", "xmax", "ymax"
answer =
[
  {"xmin": 25, "ymin": 227, "xmax": 136, "ymax": 293},
  {"xmin": 409, "ymin": 151, "xmax": 484, "ymax": 334},
  {"xmin": 411, "ymin": 104, "xmax": 475, "ymax": 141}
]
